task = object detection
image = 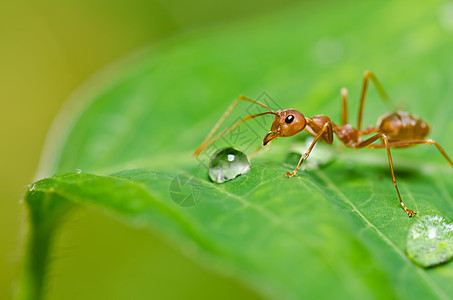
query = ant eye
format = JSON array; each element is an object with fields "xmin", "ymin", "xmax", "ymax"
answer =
[{"xmin": 285, "ymin": 115, "xmax": 294, "ymax": 124}]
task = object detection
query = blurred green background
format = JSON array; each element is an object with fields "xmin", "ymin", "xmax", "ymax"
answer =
[{"xmin": 0, "ymin": 1, "xmax": 301, "ymax": 299}]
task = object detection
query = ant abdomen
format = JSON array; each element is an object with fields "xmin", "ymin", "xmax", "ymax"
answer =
[{"xmin": 377, "ymin": 111, "xmax": 430, "ymax": 143}]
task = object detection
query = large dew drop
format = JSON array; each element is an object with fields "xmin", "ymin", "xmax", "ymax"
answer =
[
  {"xmin": 209, "ymin": 147, "xmax": 251, "ymax": 183},
  {"xmin": 406, "ymin": 214, "xmax": 453, "ymax": 268}
]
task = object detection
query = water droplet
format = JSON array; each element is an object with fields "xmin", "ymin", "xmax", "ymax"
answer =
[
  {"xmin": 209, "ymin": 147, "xmax": 251, "ymax": 183},
  {"xmin": 284, "ymin": 137, "xmax": 335, "ymax": 170},
  {"xmin": 406, "ymin": 214, "xmax": 453, "ymax": 268}
]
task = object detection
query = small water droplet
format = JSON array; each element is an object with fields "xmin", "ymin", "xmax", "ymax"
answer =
[
  {"xmin": 406, "ymin": 214, "xmax": 453, "ymax": 268},
  {"xmin": 209, "ymin": 147, "xmax": 251, "ymax": 183}
]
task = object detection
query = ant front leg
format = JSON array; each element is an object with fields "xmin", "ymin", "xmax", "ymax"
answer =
[{"xmin": 285, "ymin": 122, "xmax": 332, "ymax": 177}]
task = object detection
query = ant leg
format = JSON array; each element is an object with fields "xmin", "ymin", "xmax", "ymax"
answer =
[
  {"xmin": 193, "ymin": 96, "xmax": 276, "ymax": 156},
  {"xmin": 353, "ymin": 133, "xmax": 382, "ymax": 148},
  {"xmin": 351, "ymin": 134, "xmax": 416, "ymax": 217},
  {"xmin": 357, "ymin": 71, "xmax": 391, "ymax": 131},
  {"xmin": 286, "ymin": 122, "xmax": 332, "ymax": 177},
  {"xmin": 368, "ymin": 139, "xmax": 453, "ymax": 168},
  {"xmin": 341, "ymin": 87, "xmax": 348, "ymax": 125},
  {"xmin": 381, "ymin": 135, "xmax": 416, "ymax": 217},
  {"xmin": 306, "ymin": 118, "xmax": 334, "ymax": 145},
  {"xmin": 382, "ymin": 134, "xmax": 416, "ymax": 217},
  {"xmin": 358, "ymin": 125, "xmax": 378, "ymax": 136}
]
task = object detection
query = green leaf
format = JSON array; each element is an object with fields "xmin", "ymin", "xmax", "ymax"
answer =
[{"xmin": 21, "ymin": 0, "xmax": 453, "ymax": 299}]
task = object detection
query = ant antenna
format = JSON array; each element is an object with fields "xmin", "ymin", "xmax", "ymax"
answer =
[{"xmin": 194, "ymin": 95, "xmax": 277, "ymax": 156}]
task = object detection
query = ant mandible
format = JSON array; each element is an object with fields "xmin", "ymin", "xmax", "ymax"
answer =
[{"xmin": 194, "ymin": 71, "xmax": 453, "ymax": 217}]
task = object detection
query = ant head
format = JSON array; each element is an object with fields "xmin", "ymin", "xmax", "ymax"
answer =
[{"xmin": 263, "ymin": 109, "xmax": 306, "ymax": 145}]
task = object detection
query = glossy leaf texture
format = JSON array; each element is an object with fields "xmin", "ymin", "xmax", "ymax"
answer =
[{"xmin": 26, "ymin": 0, "xmax": 453, "ymax": 299}]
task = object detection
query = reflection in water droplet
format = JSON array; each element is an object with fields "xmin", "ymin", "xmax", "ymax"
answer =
[
  {"xmin": 209, "ymin": 147, "xmax": 251, "ymax": 183},
  {"xmin": 406, "ymin": 215, "xmax": 453, "ymax": 268}
]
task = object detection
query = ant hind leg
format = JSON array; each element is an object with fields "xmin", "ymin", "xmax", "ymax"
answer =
[
  {"xmin": 351, "ymin": 133, "xmax": 417, "ymax": 217},
  {"xmin": 381, "ymin": 135, "xmax": 416, "ymax": 217},
  {"xmin": 368, "ymin": 139, "xmax": 453, "ymax": 168},
  {"xmin": 286, "ymin": 122, "xmax": 333, "ymax": 177}
]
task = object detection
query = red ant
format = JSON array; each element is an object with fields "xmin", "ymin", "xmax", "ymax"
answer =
[{"xmin": 194, "ymin": 71, "xmax": 453, "ymax": 217}]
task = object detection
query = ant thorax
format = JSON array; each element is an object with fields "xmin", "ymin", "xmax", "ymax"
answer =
[
  {"xmin": 333, "ymin": 124, "xmax": 359, "ymax": 147},
  {"xmin": 306, "ymin": 115, "xmax": 343, "ymax": 145}
]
